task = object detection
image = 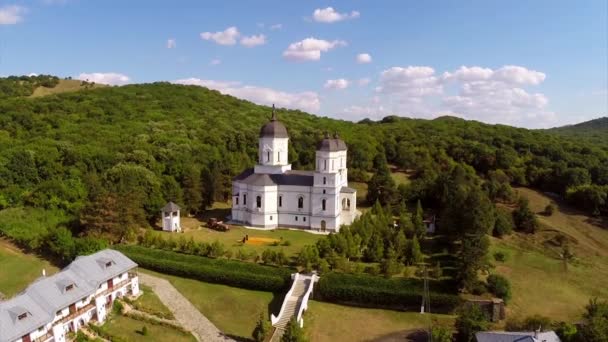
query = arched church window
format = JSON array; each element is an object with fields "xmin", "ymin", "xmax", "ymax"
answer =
[
  {"xmin": 279, "ymin": 195, "xmax": 283, "ymax": 207},
  {"xmin": 267, "ymin": 151, "xmax": 270, "ymax": 162},
  {"xmin": 347, "ymin": 198, "xmax": 351, "ymax": 209},
  {"xmin": 278, "ymin": 151, "xmax": 281, "ymax": 163},
  {"xmin": 324, "ymin": 160, "xmax": 327, "ymax": 170},
  {"xmin": 323, "ymin": 177, "xmax": 326, "ymax": 185},
  {"xmin": 322, "ymin": 199, "xmax": 327, "ymax": 211},
  {"xmin": 243, "ymin": 194, "xmax": 247, "ymax": 205},
  {"xmin": 256, "ymin": 196, "xmax": 262, "ymax": 208},
  {"xmin": 298, "ymin": 196, "xmax": 304, "ymax": 209},
  {"xmin": 236, "ymin": 197, "xmax": 239, "ymax": 205}
]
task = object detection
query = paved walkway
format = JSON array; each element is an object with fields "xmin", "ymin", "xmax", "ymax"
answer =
[{"xmin": 138, "ymin": 273, "xmax": 235, "ymax": 342}]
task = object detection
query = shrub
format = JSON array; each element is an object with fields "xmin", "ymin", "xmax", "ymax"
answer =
[
  {"xmin": 282, "ymin": 240, "xmax": 292, "ymax": 246},
  {"xmin": 487, "ymin": 274, "xmax": 511, "ymax": 303},
  {"xmin": 115, "ymin": 245, "xmax": 292, "ymax": 292},
  {"xmin": 112, "ymin": 300, "xmax": 124, "ymax": 315},
  {"xmin": 252, "ymin": 312, "xmax": 272, "ymax": 342},
  {"xmin": 544, "ymin": 203, "xmax": 555, "ymax": 216},
  {"xmin": 493, "ymin": 210, "xmax": 514, "ymax": 238},
  {"xmin": 470, "ymin": 281, "xmax": 487, "ymax": 296},
  {"xmin": 141, "ymin": 326, "xmax": 148, "ymax": 336},
  {"xmin": 316, "ymin": 272, "xmax": 461, "ymax": 313},
  {"xmin": 431, "ymin": 326, "xmax": 453, "ymax": 342},
  {"xmin": 456, "ymin": 305, "xmax": 489, "ymax": 342},
  {"xmin": 493, "ymin": 251, "xmax": 507, "ymax": 262}
]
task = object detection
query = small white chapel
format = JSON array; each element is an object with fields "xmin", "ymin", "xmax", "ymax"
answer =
[{"xmin": 231, "ymin": 106, "xmax": 359, "ymax": 233}]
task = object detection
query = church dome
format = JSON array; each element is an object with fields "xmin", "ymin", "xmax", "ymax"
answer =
[
  {"xmin": 259, "ymin": 105, "xmax": 288, "ymax": 138},
  {"xmin": 317, "ymin": 132, "xmax": 347, "ymax": 151}
]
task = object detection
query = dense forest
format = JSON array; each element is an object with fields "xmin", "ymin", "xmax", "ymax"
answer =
[{"xmin": 0, "ymin": 75, "xmax": 606, "ymax": 265}]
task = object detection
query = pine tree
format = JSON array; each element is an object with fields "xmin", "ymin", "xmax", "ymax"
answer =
[
  {"xmin": 281, "ymin": 317, "xmax": 308, "ymax": 342},
  {"xmin": 252, "ymin": 312, "xmax": 271, "ymax": 342},
  {"xmin": 412, "ymin": 200, "xmax": 426, "ymax": 237}
]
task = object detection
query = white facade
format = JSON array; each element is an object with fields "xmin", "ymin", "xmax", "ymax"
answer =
[
  {"xmin": 161, "ymin": 202, "xmax": 181, "ymax": 232},
  {"xmin": 231, "ymin": 110, "xmax": 358, "ymax": 233},
  {"xmin": 0, "ymin": 250, "xmax": 140, "ymax": 342}
]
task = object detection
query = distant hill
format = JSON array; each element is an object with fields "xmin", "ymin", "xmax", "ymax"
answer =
[
  {"xmin": 546, "ymin": 117, "xmax": 608, "ymax": 147},
  {"xmin": 30, "ymin": 79, "xmax": 107, "ymax": 97}
]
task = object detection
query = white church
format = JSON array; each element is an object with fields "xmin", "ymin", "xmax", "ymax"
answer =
[{"xmin": 231, "ymin": 106, "xmax": 359, "ymax": 233}]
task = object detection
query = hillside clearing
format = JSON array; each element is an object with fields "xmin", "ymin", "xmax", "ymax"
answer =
[
  {"xmin": 29, "ymin": 79, "xmax": 106, "ymax": 97},
  {"xmin": 0, "ymin": 238, "xmax": 58, "ymax": 297},
  {"xmin": 491, "ymin": 188, "xmax": 608, "ymax": 321}
]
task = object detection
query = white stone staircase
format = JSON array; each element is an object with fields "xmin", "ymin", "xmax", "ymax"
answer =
[{"xmin": 270, "ymin": 275, "xmax": 313, "ymax": 341}]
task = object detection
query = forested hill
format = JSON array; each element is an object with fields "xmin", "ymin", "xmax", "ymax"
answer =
[
  {"xmin": 547, "ymin": 117, "xmax": 608, "ymax": 146},
  {"xmin": 0, "ymin": 79, "xmax": 606, "ymax": 242}
]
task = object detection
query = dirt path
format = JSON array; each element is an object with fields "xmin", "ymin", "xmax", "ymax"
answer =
[{"xmin": 138, "ymin": 273, "xmax": 235, "ymax": 342}]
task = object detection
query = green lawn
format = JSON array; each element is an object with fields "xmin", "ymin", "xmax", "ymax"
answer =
[
  {"xmin": 0, "ymin": 239, "xmax": 58, "ymax": 297},
  {"xmin": 305, "ymin": 301, "xmax": 455, "ymax": 342},
  {"xmin": 141, "ymin": 269, "xmax": 276, "ymax": 340},
  {"xmin": 102, "ymin": 314, "xmax": 196, "ymax": 342},
  {"xmin": 132, "ymin": 285, "xmax": 175, "ymax": 320},
  {"xmin": 154, "ymin": 222, "xmax": 322, "ymax": 259},
  {"xmin": 489, "ymin": 188, "xmax": 608, "ymax": 322}
]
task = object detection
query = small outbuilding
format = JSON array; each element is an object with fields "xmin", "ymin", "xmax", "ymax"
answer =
[{"xmin": 161, "ymin": 202, "xmax": 181, "ymax": 232}]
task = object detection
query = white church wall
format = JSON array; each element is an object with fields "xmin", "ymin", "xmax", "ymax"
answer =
[{"xmin": 259, "ymin": 137, "xmax": 289, "ymax": 166}]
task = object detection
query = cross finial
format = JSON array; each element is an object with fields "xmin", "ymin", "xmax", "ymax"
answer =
[{"xmin": 271, "ymin": 104, "xmax": 277, "ymax": 121}]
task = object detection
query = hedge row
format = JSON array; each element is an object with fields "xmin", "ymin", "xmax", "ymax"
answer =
[
  {"xmin": 317, "ymin": 272, "xmax": 462, "ymax": 313},
  {"xmin": 115, "ymin": 245, "xmax": 292, "ymax": 292}
]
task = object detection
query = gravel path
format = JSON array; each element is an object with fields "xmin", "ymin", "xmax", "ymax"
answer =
[{"xmin": 138, "ymin": 273, "xmax": 235, "ymax": 342}]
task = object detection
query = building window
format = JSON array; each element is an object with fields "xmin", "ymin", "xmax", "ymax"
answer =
[
  {"xmin": 236, "ymin": 197, "xmax": 239, "ymax": 205},
  {"xmin": 17, "ymin": 313, "xmax": 27, "ymax": 320},
  {"xmin": 303, "ymin": 217, "xmax": 306, "ymax": 222},
  {"xmin": 278, "ymin": 151, "xmax": 281, "ymax": 163},
  {"xmin": 298, "ymin": 196, "xmax": 304, "ymax": 209},
  {"xmin": 332, "ymin": 160, "xmax": 334, "ymax": 170},
  {"xmin": 267, "ymin": 151, "xmax": 270, "ymax": 162},
  {"xmin": 323, "ymin": 177, "xmax": 326, "ymax": 185},
  {"xmin": 322, "ymin": 199, "xmax": 327, "ymax": 211},
  {"xmin": 324, "ymin": 160, "xmax": 327, "ymax": 170},
  {"xmin": 56, "ymin": 310, "xmax": 62, "ymax": 316},
  {"xmin": 256, "ymin": 196, "xmax": 262, "ymax": 208},
  {"xmin": 279, "ymin": 195, "xmax": 282, "ymax": 207},
  {"xmin": 270, "ymin": 216, "xmax": 273, "ymax": 221},
  {"xmin": 323, "ymin": 189, "xmax": 326, "ymax": 194},
  {"xmin": 295, "ymin": 216, "xmax": 298, "ymax": 221},
  {"xmin": 66, "ymin": 284, "xmax": 74, "ymax": 291},
  {"xmin": 244, "ymin": 194, "xmax": 247, "ymax": 205}
]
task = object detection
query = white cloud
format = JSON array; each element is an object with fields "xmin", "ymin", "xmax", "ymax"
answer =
[
  {"xmin": 77, "ymin": 72, "xmax": 130, "ymax": 85},
  {"xmin": 358, "ymin": 78, "xmax": 371, "ymax": 86},
  {"xmin": 167, "ymin": 39, "xmax": 176, "ymax": 49},
  {"xmin": 493, "ymin": 65, "xmax": 546, "ymax": 85},
  {"xmin": 356, "ymin": 53, "xmax": 372, "ymax": 64},
  {"xmin": 0, "ymin": 5, "xmax": 26, "ymax": 25},
  {"xmin": 377, "ymin": 66, "xmax": 443, "ymax": 96},
  {"xmin": 172, "ymin": 78, "xmax": 320, "ymax": 112},
  {"xmin": 27, "ymin": 73, "xmax": 38, "ymax": 77},
  {"xmin": 240, "ymin": 34, "xmax": 266, "ymax": 47},
  {"xmin": 283, "ymin": 38, "xmax": 347, "ymax": 62},
  {"xmin": 324, "ymin": 79, "xmax": 350, "ymax": 90},
  {"xmin": 200, "ymin": 26, "xmax": 240, "ymax": 45},
  {"xmin": 312, "ymin": 7, "xmax": 360, "ymax": 23},
  {"xmin": 209, "ymin": 59, "xmax": 221, "ymax": 66},
  {"xmin": 270, "ymin": 24, "xmax": 282, "ymax": 30}
]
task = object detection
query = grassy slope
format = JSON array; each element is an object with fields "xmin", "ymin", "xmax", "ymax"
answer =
[
  {"xmin": 29, "ymin": 79, "xmax": 106, "ymax": 97},
  {"xmin": 492, "ymin": 187, "xmax": 608, "ymax": 321},
  {"xmin": 133, "ymin": 284, "xmax": 175, "ymax": 319},
  {"xmin": 102, "ymin": 314, "xmax": 196, "ymax": 342},
  {"xmin": 141, "ymin": 269, "xmax": 274, "ymax": 340},
  {"xmin": 305, "ymin": 301, "xmax": 455, "ymax": 342},
  {"xmin": 0, "ymin": 238, "xmax": 58, "ymax": 297}
]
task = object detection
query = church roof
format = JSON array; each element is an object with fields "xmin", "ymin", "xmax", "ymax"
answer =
[
  {"xmin": 317, "ymin": 133, "xmax": 347, "ymax": 151},
  {"xmin": 233, "ymin": 168, "xmax": 314, "ymax": 187},
  {"xmin": 340, "ymin": 186, "xmax": 357, "ymax": 194},
  {"xmin": 259, "ymin": 105, "xmax": 289, "ymax": 138},
  {"xmin": 162, "ymin": 201, "xmax": 180, "ymax": 212}
]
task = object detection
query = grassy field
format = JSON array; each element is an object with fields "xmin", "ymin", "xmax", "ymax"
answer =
[
  {"xmin": 305, "ymin": 301, "xmax": 455, "ymax": 342},
  {"xmin": 0, "ymin": 238, "xmax": 58, "ymax": 297},
  {"xmin": 132, "ymin": 285, "xmax": 175, "ymax": 319},
  {"xmin": 141, "ymin": 269, "xmax": 276, "ymax": 340},
  {"xmin": 490, "ymin": 187, "xmax": 608, "ymax": 321},
  {"xmin": 102, "ymin": 314, "xmax": 196, "ymax": 342},
  {"xmin": 30, "ymin": 79, "xmax": 106, "ymax": 97},
  {"xmin": 153, "ymin": 217, "xmax": 322, "ymax": 258}
]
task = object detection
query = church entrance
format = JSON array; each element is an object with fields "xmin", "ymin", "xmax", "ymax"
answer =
[{"xmin": 321, "ymin": 220, "xmax": 326, "ymax": 232}]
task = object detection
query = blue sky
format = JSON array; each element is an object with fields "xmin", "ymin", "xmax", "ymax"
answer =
[{"xmin": 1, "ymin": 0, "xmax": 606, "ymax": 128}]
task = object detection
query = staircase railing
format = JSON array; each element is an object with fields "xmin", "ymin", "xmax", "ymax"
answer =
[
  {"xmin": 295, "ymin": 274, "xmax": 317, "ymax": 328},
  {"xmin": 271, "ymin": 273, "xmax": 300, "ymax": 326}
]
